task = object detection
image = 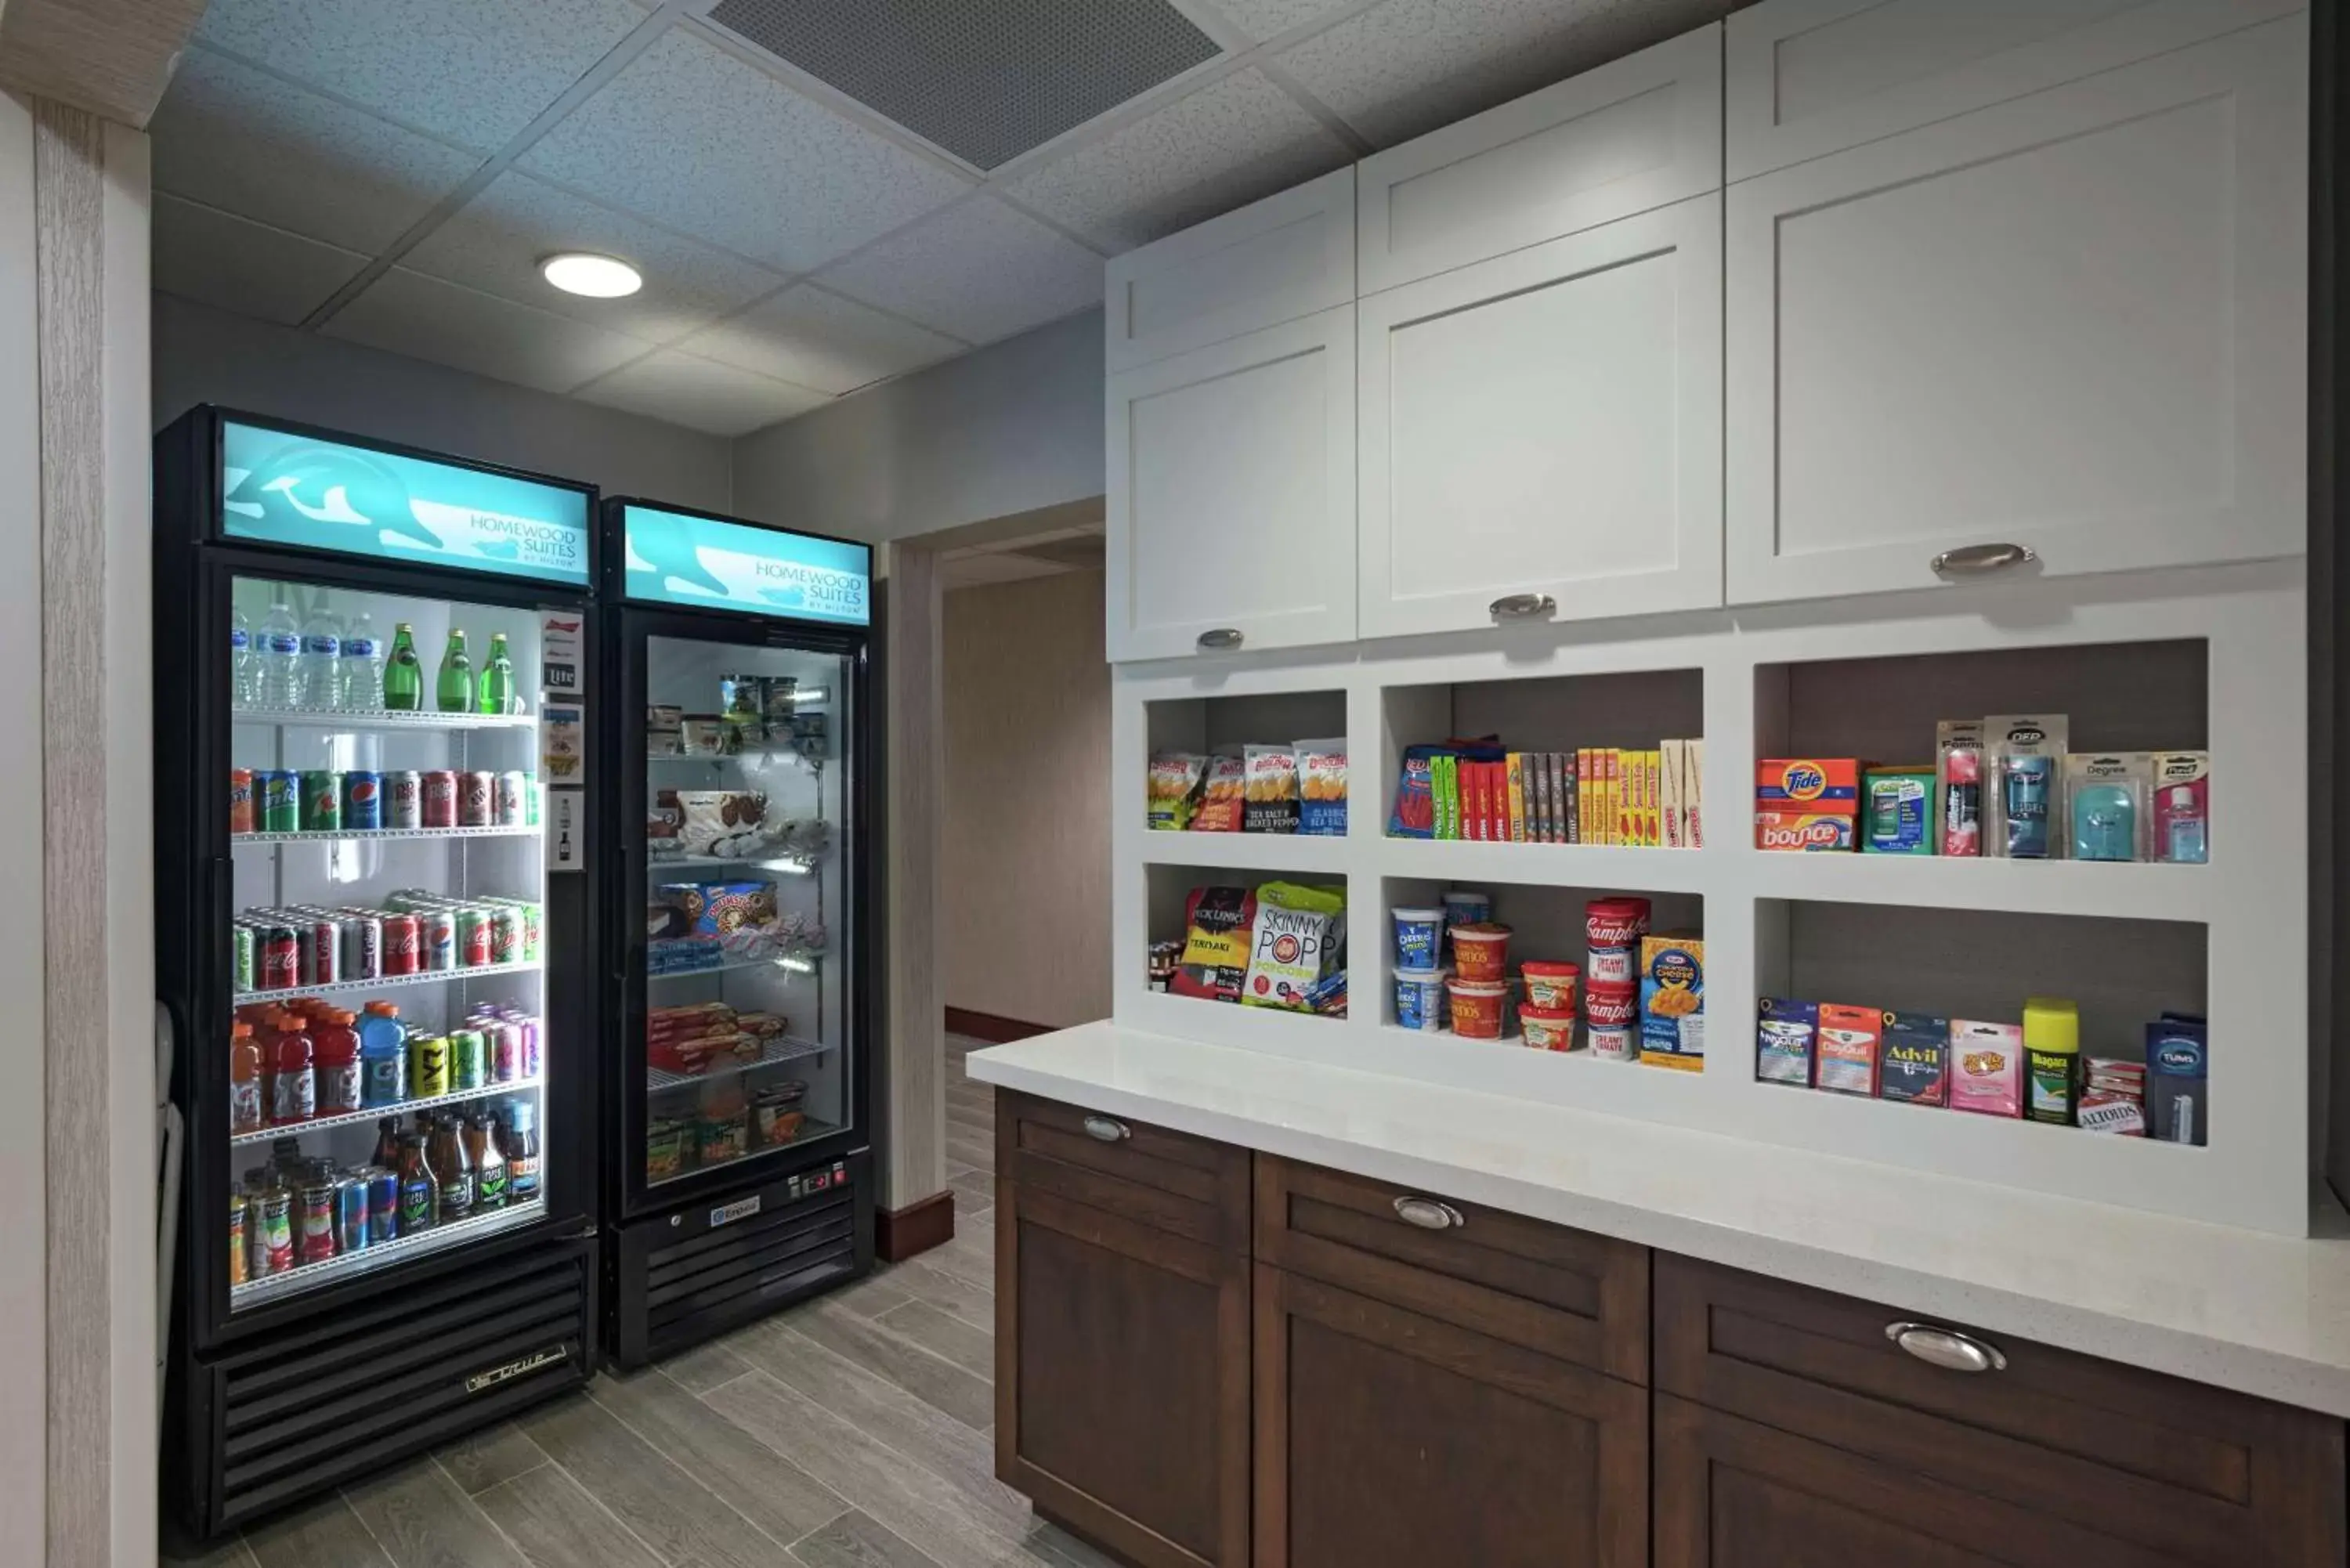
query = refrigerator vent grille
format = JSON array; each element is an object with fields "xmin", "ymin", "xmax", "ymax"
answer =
[
  {"xmin": 209, "ymin": 1244, "xmax": 590, "ymax": 1530},
  {"xmin": 645, "ymin": 1188, "xmax": 857, "ymax": 1346}
]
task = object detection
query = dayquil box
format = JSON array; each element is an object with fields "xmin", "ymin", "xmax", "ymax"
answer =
[{"xmin": 1815, "ymin": 1004, "xmax": 1881, "ymax": 1096}]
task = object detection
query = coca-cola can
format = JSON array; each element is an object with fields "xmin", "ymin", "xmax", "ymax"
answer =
[
  {"xmin": 300, "ymin": 919, "xmax": 340, "ymax": 985},
  {"xmin": 386, "ymin": 771, "xmax": 423, "ymax": 830},
  {"xmin": 494, "ymin": 770, "xmax": 528, "ymax": 826},
  {"xmin": 420, "ymin": 771, "xmax": 458, "ymax": 828},
  {"xmin": 459, "ymin": 771, "xmax": 495, "ymax": 827},
  {"xmin": 419, "ymin": 911, "xmax": 457, "ymax": 972},
  {"xmin": 338, "ymin": 912, "xmax": 382, "ymax": 981},
  {"xmin": 380, "ymin": 913, "xmax": 421, "ymax": 976}
]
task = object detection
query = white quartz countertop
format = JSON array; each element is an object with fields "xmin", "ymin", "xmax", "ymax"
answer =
[{"xmin": 969, "ymin": 1021, "xmax": 2350, "ymax": 1419}]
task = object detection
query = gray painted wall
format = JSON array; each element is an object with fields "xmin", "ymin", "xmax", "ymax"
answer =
[
  {"xmin": 151, "ymin": 292, "xmax": 734, "ymax": 511},
  {"xmin": 732, "ymin": 308, "xmax": 1104, "ymax": 544}
]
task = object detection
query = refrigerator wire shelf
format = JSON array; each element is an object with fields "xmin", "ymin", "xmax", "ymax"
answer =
[
  {"xmin": 230, "ymin": 1077, "xmax": 544, "ymax": 1148},
  {"xmin": 233, "ymin": 824, "xmax": 539, "ymax": 845},
  {"xmin": 232, "ymin": 706, "xmax": 537, "ymax": 731},
  {"xmin": 237, "ymin": 959, "xmax": 543, "ymax": 1005},
  {"xmin": 645, "ymin": 1034, "xmax": 835, "ymax": 1092},
  {"xmin": 646, "ymin": 951, "xmax": 825, "ymax": 983},
  {"xmin": 230, "ymin": 1197, "xmax": 548, "ymax": 1309}
]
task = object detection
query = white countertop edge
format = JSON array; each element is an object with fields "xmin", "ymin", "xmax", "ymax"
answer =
[{"xmin": 968, "ymin": 1022, "xmax": 2350, "ymax": 1420}]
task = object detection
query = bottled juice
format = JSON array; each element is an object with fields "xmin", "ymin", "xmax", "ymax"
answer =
[
  {"xmin": 229, "ymin": 1023, "xmax": 263, "ymax": 1134},
  {"xmin": 425, "ymin": 1115, "xmax": 473, "ymax": 1222},
  {"xmin": 500, "ymin": 1101, "xmax": 541, "ymax": 1203},
  {"xmin": 395, "ymin": 1133, "xmax": 436, "ymax": 1233},
  {"xmin": 465, "ymin": 1114, "xmax": 508, "ymax": 1211},
  {"xmin": 313, "ymin": 1010, "xmax": 362, "ymax": 1115}
]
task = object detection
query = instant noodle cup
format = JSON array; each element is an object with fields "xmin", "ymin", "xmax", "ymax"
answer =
[
  {"xmin": 1520, "ymin": 959, "xmax": 1580, "ymax": 1011},
  {"xmin": 1584, "ymin": 981, "xmax": 1640, "ymax": 1027},
  {"xmin": 1390, "ymin": 906, "xmax": 1445, "ymax": 970},
  {"xmin": 1394, "ymin": 966, "xmax": 1449, "ymax": 1031},
  {"xmin": 1446, "ymin": 978, "xmax": 1508, "ymax": 1039},
  {"xmin": 1449, "ymin": 923, "xmax": 1512, "ymax": 982},
  {"xmin": 1520, "ymin": 1006, "xmax": 1577, "ymax": 1052}
]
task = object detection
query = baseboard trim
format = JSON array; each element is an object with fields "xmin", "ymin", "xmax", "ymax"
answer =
[
  {"xmin": 876, "ymin": 1190, "xmax": 956, "ymax": 1263},
  {"xmin": 945, "ymin": 1006, "xmax": 1054, "ymax": 1043}
]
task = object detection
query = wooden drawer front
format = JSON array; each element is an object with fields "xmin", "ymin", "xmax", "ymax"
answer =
[
  {"xmin": 1656, "ymin": 1255, "xmax": 2346, "ymax": 1568},
  {"xmin": 1256, "ymin": 1265, "xmax": 1647, "ymax": 1568},
  {"xmin": 1254, "ymin": 1156, "xmax": 1647, "ymax": 1385},
  {"xmin": 1000, "ymin": 1091, "xmax": 1250, "ymax": 1251}
]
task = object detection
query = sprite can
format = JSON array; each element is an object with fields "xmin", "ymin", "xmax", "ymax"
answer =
[{"xmin": 299, "ymin": 770, "xmax": 342, "ymax": 832}]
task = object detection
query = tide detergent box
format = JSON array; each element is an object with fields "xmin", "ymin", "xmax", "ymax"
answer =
[{"xmin": 1756, "ymin": 759, "xmax": 1861, "ymax": 851}]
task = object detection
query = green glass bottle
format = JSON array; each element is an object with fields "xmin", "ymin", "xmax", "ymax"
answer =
[
  {"xmin": 435, "ymin": 629, "xmax": 472, "ymax": 713},
  {"xmin": 477, "ymin": 633, "xmax": 515, "ymax": 716},
  {"xmin": 381, "ymin": 622, "xmax": 423, "ymax": 711}
]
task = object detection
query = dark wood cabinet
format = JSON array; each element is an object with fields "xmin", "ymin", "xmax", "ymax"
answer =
[{"xmin": 1254, "ymin": 1263, "xmax": 1647, "ymax": 1568}]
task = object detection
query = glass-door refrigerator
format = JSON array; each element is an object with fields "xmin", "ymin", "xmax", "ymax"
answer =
[
  {"xmin": 155, "ymin": 408, "xmax": 601, "ymax": 1538},
  {"xmin": 602, "ymin": 499, "xmax": 873, "ymax": 1367}
]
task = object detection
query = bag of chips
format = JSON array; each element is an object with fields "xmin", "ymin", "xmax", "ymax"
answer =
[
  {"xmin": 1147, "ymin": 751, "xmax": 1208, "ymax": 831},
  {"xmin": 1242, "ymin": 881, "xmax": 1346, "ymax": 1010},
  {"xmin": 1194, "ymin": 752, "xmax": 1247, "ymax": 833},
  {"xmin": 1170, "ymin": 887, "xmax": 1255, "ymax": 1002},
  {"xmin": 1295, "ymin": 739, "xmax": 1347, "ymax": 836},
  {"xmin": 1243, "ymin": 744, "xmax": 1300, "ymax": 833}
]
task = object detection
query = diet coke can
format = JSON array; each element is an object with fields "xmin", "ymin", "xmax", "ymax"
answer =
[
  {"xmin": 338, "ymin": 912, "xmax": 382, "ymax": 981},
  {"xmin": 419, "ymin": 911, "xmax": 457, "ymax": 972},
  {"xmin": 494, "ymin": 770, "xmax": 527, "ymax": 826},
  {"xmin": 420, "ymin": 771, "xmax": 458, "ymax": 828},
  {"xmin": 459, "ymin": 771, "xmax": 495, "ymax": 827},
  {"xmin": 385, "ymin": 771, "xmax": 422, "ymax": 830},
  {"xmin": 380, "ymin": 913, "xmax": 421, "ymax": 976},
  {"xmin": 300, "ymin": 919, "xmax": 340, "ymax": 985}
]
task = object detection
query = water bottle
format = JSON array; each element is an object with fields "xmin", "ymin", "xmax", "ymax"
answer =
[
  {"xmin": 230, "ymin": 608, "xmax": 256, "ymax": 708},
  {"xmin": 296, "ymin": 603, "xmax": 342, "ymax": 710},
  {"xmin": 256, "ymin": 602, "xmax": 302, "ymax": 708},
  {"xmin": 338, "ymin": 610, "xmax": 383, "ymax": 712}
]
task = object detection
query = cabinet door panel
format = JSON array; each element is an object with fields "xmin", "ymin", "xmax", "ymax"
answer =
[
  {"xmin": 1359, "ymin": 193, "xmax": 1721, "ymax": 639},
  {"xmin": 1108, "ymin": 306, "xmax": 1356, "ymax": 662},
  {"xmin": 1255, "ymin": 1266, "xmax": 1646, "ymax": 1568},
  {"xmin": 1726, "ymin": 17, "xmax": 2305, "ymax": 605},
  {"xmin": 998, "ymin": 1183, "xmax": 1249, "ymax": 1568},
  {"xmin": 1725, "ymin": 0, "xmax": 2300, "ymax": 181},
  {"xmin": 1106, "ymin": 168, "xmax": 1354, "ymax": 373}
]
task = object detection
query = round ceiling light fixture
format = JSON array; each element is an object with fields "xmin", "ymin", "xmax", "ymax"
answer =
[{"xmin": 540, "ymin": 251, "xmax": 642, "ymax": 298}]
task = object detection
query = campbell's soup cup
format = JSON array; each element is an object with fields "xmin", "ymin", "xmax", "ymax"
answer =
[
  {"xmin": 1585, "ymin": 947, "xmax": 1635, "ymax": 985},
  {"xmin": 1520, "ymin": 959, "xmax": 1580, "ymax": 1011},
  {"xmin": 1449, "ymin": 923, "xmax": 1512, "ymax": 983},
  {"xmin": 1585, "ymin": 897, "xmax": 1651, "ymax": 951},
  {"xmin": 1520, "ymin": 1006, "xmax": 1577, "ymax": 1052},
  {"xmin": 1584, "ymin": 981, "xmax": 1640, "ymax": 1028},
  {"xmin": 1446, "ymin": 978, "xmax": 1509, "ymax": 1040}
]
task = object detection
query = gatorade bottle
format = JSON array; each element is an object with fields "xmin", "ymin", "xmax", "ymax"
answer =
[
  {"xmin": 229, "ymin": 1023, "xmax": 263, "ymax": 1134},
  {"xmin": 436, "ymin": 629, "xmax": 472, "ymax": 713},
  {"xmin": 313, "ymin": 1010, "xmax": 362, "ymax": 1116},
  {"xmin": 359, "ymin": 1002, "xmax": 407, "ymax": 1107},
  {"xmin": 477, "ymin": 633, "xmax": 515, "ymax": 716},
  {"xmin": 269, "ymin": 1020, "xmax": 315, "ymax": 1126},
  {"xmin": 382, "ymin": 623, "xmax": 423, "ymax": 711}
]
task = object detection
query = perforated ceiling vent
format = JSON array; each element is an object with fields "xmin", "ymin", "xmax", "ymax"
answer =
[{"xmin": 705, "ymin": 0, "xmax": 1222, "ymax": 171}]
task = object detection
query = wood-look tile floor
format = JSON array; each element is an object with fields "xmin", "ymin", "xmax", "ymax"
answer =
[{"xmin": 166, "ymin": 1037, "xmax": 1101, "ymax": 1568}]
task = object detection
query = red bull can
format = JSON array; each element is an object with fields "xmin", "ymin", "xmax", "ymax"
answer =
[
  {"xmin": 367, "ymin": 1168, "xmax": 399, "ymax": 1242},
  {"xmin": 335, "ymin": 1175, "xmax": 370, "ymax": 1254}
]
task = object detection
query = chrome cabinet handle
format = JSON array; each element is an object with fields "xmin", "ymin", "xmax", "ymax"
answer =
[
  {"xmin": 1081, "ymin": 1115, "xmax": 1130, "ymax": 1143},
  {"xmin": 1885, "ymin": 1321, "xmax": 2007, "ymax": 1373},
  {"xmin": 1392, "ymin": 1195, "xmax": 1465, "ymax": 1231},
  {"xmin": 1489, "ymin": 593, "xmax": 1556, "ymax": 620},
  {"xmin": 1195, "ymin": 627, "xmax": 1243, "ymax": 651},
  {"xmin": 1929, "ymin": 543, "xmax": 2037, "ymax": 576}
]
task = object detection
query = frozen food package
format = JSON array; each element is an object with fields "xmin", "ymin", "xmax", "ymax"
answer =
[
  {"xmin": 1242, "ymin": 881, "xmax": 1345, "ymax": 1010},
  {"xmin": 1171, "ymin": 887, "xmax": 1255, "ymax": 1002},
  {"xmin": 1243, "ymin": 743, "xmax": 1301, "ymax": 833},
  {"xmin": 1147, "ymin": 751, "xmax": 1208, "ymax": 831},
  {"xmin": 1194, "ymin": 751, "xmax": 1247, "ymax": 833},
  {"xmin": 1295, "ymin": 738, "xmax": 1347, "ymax": 836}
]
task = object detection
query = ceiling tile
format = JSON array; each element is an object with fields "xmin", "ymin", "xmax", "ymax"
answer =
[
  {"xmin": 403, "ymin": 172, "xmax": 786, "ymax": 346},
  {"xmin": 519, "ymin": 28, "xmax": 973, "ymax": 274},
  {"xmin": 820, "ymin": 197, "xmax": 1104, "ymax": 345},
  {"xmin": 193, "ymin": 0, "xmax": 653, "ymax": 153},
  {"xmin": 573, "ymin": 350, "xmax": 832, "ymax": 438},
  {"xmin": 1003, "ymin": 67, "xmax": 1351, "ymax": 252},
  {"xmin": 152, "ymin": 195, "xmax": 369, "ymax": 326},
  {"xmin": 322, "ymin": 268, "xmax": 652, "ymax": 394},
  {"xmin": 1213, "ymin": 0, "xmax": 1367, "ymax": 44},
  {"xmin": 679, "ymin": 285, "xmax": 966, "ymax": 396},
  {"xmin": 1274, "ymin": 0, "xmax": 1729, "ymax": 148},
  {"xmin": 150, "ymin": 48, "xmax": 483, "ymax": 254}
]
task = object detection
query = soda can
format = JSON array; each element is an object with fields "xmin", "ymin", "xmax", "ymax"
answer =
[
  {"xmin": 385, "ymin": 770, "xmax": 423, "ymax": 829},
  {"xmin": 335, "ymin": 1175, "xmax": 370, "ymax": 1254},
  {"xmin": 456, "ymin": 909, "xmax": 492, "ymax": 968},
  {"xmin": 260, "ymin": 925, "xmax": 299, "ymax": 991},
  {"xmin": 299, "ymin": 769, "xmax": 342, "ymax": 833},
  {"xmin": 410, "ymin": 1035, "xmax": 450, "ymax": 1098},
  {"xmin": 421, "ymin": 770, "xmax": 458, "ymax": 828},
  {"xmin": 259, "ymin": 770, "xmax": 301, "ymax": 833},
  {"xmin": 228, "ymin": 1195, "xmax": 249, "ymax": 1287},
  {"xmin": 229, "ymin": 768, "xmax": 255, "ymax": 835},
  {"xmin": 338, "ymin": 912, "xmax": 382, "ymax": 981},
  {"xmin": 258, "ymin": 1188, "xmax": 295, "ymax": 1275},
  {"xmin": 488, "ymin": 1021, "xmax": 521, "ymax": 1082},
  {"xmin": 487, "ymin": 907, "xmax": 521, "ymax": 968},
  {"xmin": 450, "ymin": 1029, "xmax": 486, "ymax": 1091},
  {"xmin": 459, "ymin": 771, "xmax": 495, "ymax": 827},
  {"xmin": 494, "ymin": 770, "xmax": 528, "ymax": 826},
  {"xmin": 381, "ymin": 912, "xmax": 421, "ymax": 976},
  {"xmin": 341, "ymin": 771, "xmax": 383, "ymax": 830},
  {"xmin": 298, "ymin": 1179, "xmax": 338, "ymax": 1264},
  {"xmin": 367, "ymin": 1167, "xmax": 400, "ymax": 1243},
  {"xmin": 299, "ymin": 919, "xmax": 340, "ymax": 985},
  {"xmin": 524, "ymin": 774, "xmax": 540, "ymax": 826},
  {"xmin": 231, "ymin": 924, "xmax": 255, "ymax": 993},
  {"xmin": 419, "ymin": 911, "xmax": 456, "ymax": 972}
]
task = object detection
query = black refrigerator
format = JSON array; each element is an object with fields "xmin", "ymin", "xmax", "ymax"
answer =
[
  {"xmin": 155, "ymin": 407, "xmax": 603, "ymax": 1537},
  {"xmin": 600, "ymin": 498, "xmax": 877, "ymax": 1367}
]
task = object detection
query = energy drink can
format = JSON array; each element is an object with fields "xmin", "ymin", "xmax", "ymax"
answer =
[
  {"xmin": 494, "ymin": 771, "xmax": 528, "ymax": 826},
  {"xmin": 409, "ymin": 1035, "xmax": 450, "ymax": 1097},
  {"xmin": 450, "ymin": 1029, "xmax": 486, "ymax": 1091},
  {"xmin": 335, "ymin": 1175, "xmax": 371, "ymax": 1254},
  {"xmin": 259, "ymin": 770, "xmax": 301, "ymax": 833},
  {"xmin": 419, "ymin": 912, "xmax": 456, "ymax": 972},
  {"xmin": 367, "ymin": 1168, "xmax": 400, "ymax": 1242},
  {"xmin": 299, "ymin": 770, "xmax": 342, "ymax": 832},
  {"xmin": 487, "ymin": 1020, "xmax": 522, "ymax": 1082},
  {"xmin": 339, "ymin": 912, "xmax": 382, "ymax": 981},
  {"xmin": 341, "ymin": 770, "xmax": 383, "ymax": 830},
  {"xmin": 231, "ymin": 923, "xmax": 256, "ymax": 992},
  {"xmin": 386, "ymin": 770, "xmax": 423, "ymax": 829}
]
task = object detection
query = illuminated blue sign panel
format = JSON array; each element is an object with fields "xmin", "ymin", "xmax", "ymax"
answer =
[
  {"xmin": 220, "ymin": 421, "xmax": 591, "ymax": 587},
  {"xmin": 622, "ymin": 504, "xmax": 871, "ymax": 627}
]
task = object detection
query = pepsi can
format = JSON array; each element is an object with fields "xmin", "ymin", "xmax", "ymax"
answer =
[{"xmin": 341, "ymin": 770, "xmax": 383, "ymax": 830}]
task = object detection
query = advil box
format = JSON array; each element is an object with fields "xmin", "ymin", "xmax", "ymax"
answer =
[{"xmin": 1755, "ymin": 758, "xmax": 1861, "ymax": 811}]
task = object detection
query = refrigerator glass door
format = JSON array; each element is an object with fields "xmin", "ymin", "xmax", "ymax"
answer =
[
  {"xmin": 642, "ymin": 638, "xmax": 853, "ymax": 1187},
  {"xmin": 226, "ymin": 574, "xmax": 551, "ymax": 1310}
]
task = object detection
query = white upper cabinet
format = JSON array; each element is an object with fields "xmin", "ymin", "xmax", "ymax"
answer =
[
  {"xmin": 1357, "ymin": 25, "xmax": 1722, "ymax": 294},
  {"xmin": 1106, "ymin": 306, "xmax": 1357, "ymax": 662},
  {"xmin": 1103, "ymin": 169, "xmax": 1354, "ymax": 374},
  {"xmin": 1726, "ymin": 0, "xmax": 2303, "ymax": 182},
  {"xmin": 1725, "ymin": 14, "xmax": 2306, "ymax": 606},
  {"xmin": 1358, "ymin": 195, "xmax": 1723, "ymax": 641}
]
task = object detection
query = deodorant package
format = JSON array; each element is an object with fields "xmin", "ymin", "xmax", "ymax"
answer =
[
  {"xmin": 2146, "ymin": 1015, "xmax": 2208, "ymax": 1146},
  {"xmin": 1983, "ymin": 715, "xmax": 2070, "ymax": 859},
  {"xmin": 2061, "ymin": 753, "xmax": 2152, "ymax": 863}
]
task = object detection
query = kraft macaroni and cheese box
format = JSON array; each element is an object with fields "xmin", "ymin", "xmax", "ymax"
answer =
[
  {"xmin": 1877, "ymin": 1010, "xmax": 1950, "ymax": 1105},
  {"xmin": 1638, "ymin": 935, "xmax": 1705, "ymax": 1062},
  {"xmin": 1756, "ymin": 998, "xmax": 1817, "ymax": 1086}
]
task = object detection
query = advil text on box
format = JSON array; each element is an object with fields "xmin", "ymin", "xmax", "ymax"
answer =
[
  {"xmin": 1755, "ymin": 758, "xmax": 1861, "ymax": 810},
  {"xmin": 1755, "ymin": 811, "xmax": 1856, "ymax": 851}
]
